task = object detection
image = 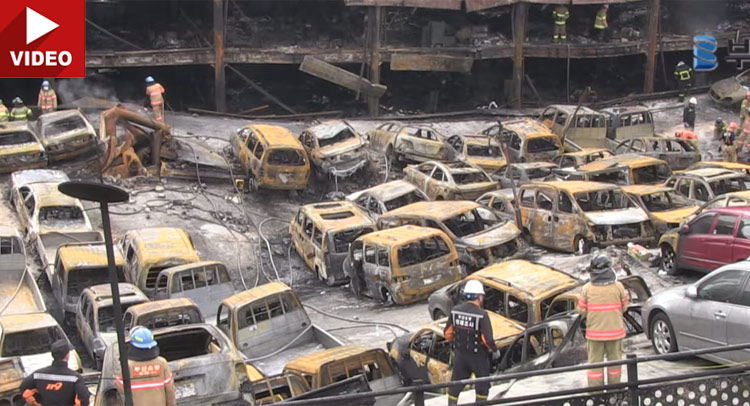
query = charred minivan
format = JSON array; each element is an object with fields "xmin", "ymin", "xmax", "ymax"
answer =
[
  {"xmin": 299, "ymin": 121, "xmax": 368, "ymax": 179},
  {"xmin": 564, "ymin": 154, "xmax": 672, "ymax": 186},
  {"xmin": 518, "ymin": 181, "xmax": 653, "ymax": 254},
  {"xmin": 152, "ymin": 260, "xmax": 234, "ymax": 319},
  {"xmin": 539, "ymin": 105, "xmax": 607, "ymax": 149},
  {"xmin": 343, "ymin": 225, "xmax": 461, "ymax": 305},
  {"xmin": 123, "ymin": 298, "xmax": 204, "ymax": 332},
  {"xmin": 290, "ymin": 202, "xmax": 376, "ymax": 285},
  {"xmin": 230, "ymin": 124, "xmax": 310, "ymax": 192},
  {"xmin": 498, "ymin": 118, "xmax": 564, "ymax": 162}
]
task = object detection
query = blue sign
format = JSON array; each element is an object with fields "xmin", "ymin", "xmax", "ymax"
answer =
[{"xmin": 693, "ymin": 35, "xmax": 718, "ymax": 71}]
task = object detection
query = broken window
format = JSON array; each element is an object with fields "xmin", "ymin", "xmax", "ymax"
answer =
[
  {"xmin": 507, "ymin": 295, "xmax": 529, "ymax": 324},
  {"xmin": 155, "ymin": 328, "xmax": 222, "ymax": 361},
  {"xmin": 431, "ymin": 168, "xmax": 445, "ymax": 181},
  {"xmin": 443, "ymin": 208, "xmax": 499, "ymax": 238},
  {"xmin": 641, "ymin": 191, "xmax": 692, "ymax": 212},
  {"xmin": 467, "ymin": 145, "xmax": 501, "ymax": 158},
  {"xmin": 254, "ymin": 143, "xmax": 265, "ymax": 160},
  {"xmin": 452, "ymin": 171, "xmax": 490, "ymax": 185},
  {"xmin": 0, "ymin": 131, "xmax": 34, "ymax": 146},
  {"xmin": 367, "ymin": 198, "xmax": 382, "ymax": 214},
  {"xmin": 137, "ymin": 308, "xmax": 203, "ymax": 330},
  {"xmin": 574, "ymin": 190, "xmax": 634, "ymax": 212},
  {"xmin": 384, "ymin": 191, "xmax": 425, "ymax": 212},
  {"xmin": 246, "ymin": 133, "xmax": 259, "ymax": 151},
  {"xmin": 520, "ymin": 189, "xmax": 535, "ymax": 208},
  {"xmin": 559, "ymin": 192, "xmax": 574, "ymax": 213},
  {"xmin": 509, "ymin": 134, "xmax": 522, "ymax": 150},
  {"xmin": 99, "ymin": 303, "xmax": 138, "ymax": 333},
  {"xmin": 317, "ymin": 128, "xmax": 356, "ymax": 148},
  {"xmin": 267, "ymin": 149, "xmax": 305, "ymax": 166},
  {"xmin": 422, "ymin": 236, "xmax": 450, "ymax": 261},
  {"xmin": 312, "ymin": 228, "xmax": 322, "ymax": 248},
  {"xmin": 632, "ymin": 164, "xmax": 671, "ymax": 184},
  {"xmin": 364, "ymin": 244, "xmax": 377, "ymax": 264},
  {"xmin": 526, "ymin": 137, "xmax": 560, "ymax": 154},
  {"xmin": 303, "ymin": 218, "xmax": 314, "ymax": 238},
  {"xmin": 737, "ymin": 218, "xmax": 750, "ymax": 240},
  {"xmin": 376, "ymin": 247, "xmax": 390, "ymax": 267},
  {"xmin": 146, "ymin": 266, "xmax": 170, "ymax": 289},
  {"xmin": 589, "ymin": 169, "xmax": 629, "ymax": 186},
  {"xmin": 68, "ymin": 267, "xmax": 125, "ymax": 298},
  {"xmin": 332, "ymin": 227, "xmax": 372, "ymax": 253},
  {"xmin": 537, "ymin": 191, "xmax": 554, "ymax": 211},
  {"xmin": 710, "ymin": 178, "xmax": 746, "ymax": 196},
  {"xmin": 526, "ymin": 167, "xmax": 553, "ymax": 180},
  {"xmin": 1, "ymin": 327, "xmax": 64, "ymax": 357},
  {"xmin": 397, "ymin": 242, "xmax": 421, "ymax": 267},
  {"xmin": 43, "ymin": 116, "xmax": 87, "ymax": 138},
  {"xmin": 0, "ymin": 237, "xmax": 22, "ymax": 254},
  {"xmin": 694, "ymin": 182, "xmax": 711, "ymax": 202},
  {"xmin": 418, "ymin": 164, "xmax": 434, "ymax": 175},
  {"xmin": 38, "ymin": 206, "xmax": 85, "ymax": 228}
]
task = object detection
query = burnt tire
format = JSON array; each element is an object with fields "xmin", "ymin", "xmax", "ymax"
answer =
[
  {"xmin": 247, "ymin": 176, "xmax": 258, "ymax": 193},
  {"xmin": 650, "ymin": 312, "xmax": 677, "ymax": 355},
  {"xmin": 432, "ymin": 308, "xmax": 447, "ymax": 320},
  {"xmin": 325, "ymin": 272, "xmax": 337, "ymax": 287},
  {"xmin": 660, "ymin": 244, "xmax": 681, "ymax": 275},
  {"xmin": 574, "ymin": 235, "xmax": 592, "ymax": 255}
]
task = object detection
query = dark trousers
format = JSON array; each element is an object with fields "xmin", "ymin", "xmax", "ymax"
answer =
[
  {"xmin": 677, "ymin": 80, "xmax": 691, "ymax": 101},
  {"xmin": 448, "ymin": 353, "xmax": 491, "ymax": 403}
]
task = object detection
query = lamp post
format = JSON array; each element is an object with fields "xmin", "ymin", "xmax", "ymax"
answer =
[{"xmin": 58, "ymin": 181, "xmax": 133, "ymax": 406}]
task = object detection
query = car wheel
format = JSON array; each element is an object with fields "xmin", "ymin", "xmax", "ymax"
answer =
[
  {"xmin": 660, "ymin": 244, "xmax": 681, "ymax": 275},
  {"xmin": 432, "ymin": 309, "xmax": 446, "ymax": 320},
  {"xmin": 325, "ymin": 272, "xmax": 336, "ymax": 287},
  {"xmin": 575, "ymin": 235, "xmax": 591, "ymax": 255},
  {"xmin": 382, "ymin": 288, "xmax": 395, "ymax": 305},
  {"xmin": 650, "ymin": 313, "xmax": 677, "ymax": 354},
  {"xmin": 247, "ymin": 176, "xmax": 258, "ymax": 193}
]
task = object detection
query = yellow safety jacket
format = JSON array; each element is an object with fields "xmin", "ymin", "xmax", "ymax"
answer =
[
  {"xmin": 10, "ymin": 106, "xmax": 31, "ymax": 121},
  {"xmin": 674, "ymin": 66, "xmax": 692, "ymax": 81},
  {"xmin": 0, "ymin": 105, "xmax": 8, "ymax": 122},
  {"xmin": 116, "ymin": 356, "xmax": 176, "ymax": 406},
  {"xmin": 577, "ymin": 281, "xmax": 629, "ymax": 341},
  {"xmin": 594, "ymin": 9, "xmax": 608, "ymax": 29},
  {"xmin": 553, "ymin": 6, "xmax": 569, "ymax": 25},
  {"xmin": 146, "ymin": 83, "xmax": 166, "ymax": 106},
  {"xmin": 38, "ymin": 89, "xmax": 58, "ymax": 111}
]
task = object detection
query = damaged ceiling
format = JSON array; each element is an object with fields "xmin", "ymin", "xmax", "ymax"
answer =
[{"xmin": 346, "ymin": 0, "xmax": 643, "ymax": 11}]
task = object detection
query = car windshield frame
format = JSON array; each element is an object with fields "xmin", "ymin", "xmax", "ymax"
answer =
[
  {"xmin": 0, "ymin": 131, "xmax": 34, "ymax": 146},
  {"xmin": 708, "ymin": 177, "xmax": 747, "ymax": 196},
  {"xmin": 442, "ymin": 207, "xmax": 504, "ymax": 238},
  {"xmin": 38, "ymin": 206, "xmax": 86, "ymax": 228},
  {"xmin": 43, "ymin": 116, "xmax": 88, "ymax": 138},
  {"xmin": 526, "ymin": 137, "xmax": 560, "ymax": 153},
  {"xmin": 640, "ymin": 191, "xmax": 693, "ymax": 212},
  {"xmin": 317, "ymin": 128, "xmax": 357, "ymax": 148},
  {"xmin": 574, "ymin": 189, "xmax": 635, "ymax": 212}
]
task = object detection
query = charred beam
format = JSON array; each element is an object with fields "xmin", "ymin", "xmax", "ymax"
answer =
[
  {"xmin": 390, "ymin": 54, "xmax": 473, "ymax": 72},
  {"xmin": 300, "ymin": 56, "xmax": 387, "ymax": 98},
  {"xmin": 511, "ymin": 2, "xmax": 528, "ymax": 108},
  {"xmin": 644, "ymin": 0, "xmax": 661, "ymax": 93},
  {"xmin": 213, "ymin": 0, "xmax": 227, "ymax": 113},
  {"xmin": 367, "ymin": 6, "xmax": 384, "ymax": 116}
]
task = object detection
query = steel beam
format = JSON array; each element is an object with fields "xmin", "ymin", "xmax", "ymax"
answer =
[{"xmin": 213, "ymin": 0, "xmax": 227, "ymax": 113}]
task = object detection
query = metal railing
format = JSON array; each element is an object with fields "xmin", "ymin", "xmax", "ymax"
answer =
[{"xmin": 279, "ymin": 342, "xmax": 750, "ymax": 406}]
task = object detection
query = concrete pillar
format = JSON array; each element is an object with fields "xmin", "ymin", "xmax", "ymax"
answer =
[
  {"xmin": 643, "ymin": 0, "xmax": 661, "ymax": 93},
  {"xmin": 367, "ymin": 6, "xmax": 383, "ymax": 116},
  {"xmin": 511, "ymin": 2, "xmax": 528, "ymax": 108},
  {"xmin": 213, "ymin": 0, "xmax": 227, "ymax": 112}
]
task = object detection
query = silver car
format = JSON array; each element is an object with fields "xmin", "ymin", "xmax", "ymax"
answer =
[{"xmin": 642, "ymin": 262, "xmax": 750, "ymax": 364}]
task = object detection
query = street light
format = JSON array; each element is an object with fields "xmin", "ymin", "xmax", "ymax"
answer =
[{"xmin": 58, "ymin": 181, "xmax": 133, "ymax": 406}]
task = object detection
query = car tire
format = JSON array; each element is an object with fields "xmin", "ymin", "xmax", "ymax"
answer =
[
  {"xmin": 650, "ymin": 312, "xmax": 677, "ymax": 355},
  {"xmin": 325, "ymin": 272, "xmax": 337, "ymax": 287},
  {"xmin": 660, "ymin": 244, "xmax": 682, "ymax": 275},
  {"xmin": 432, "ymin": 309, "xmax": 447, "ymax": 320},
  {"xmin": 382, "ymin": 288, "xmax": 395, "ymax": 305},
  {"xmin": 575, "ymin": 235, "xmax": 591, "ymax": 255},
  {"xmin": 247, "ymin": 176, "xmax": 258, "ymax": 193}
]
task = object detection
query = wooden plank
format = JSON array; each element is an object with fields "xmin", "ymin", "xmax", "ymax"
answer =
[
  {"xmin": 299, "ymin": 56, "xmax": 387, "ymax": 98},
  {"xmin": 466, "ymin": 0, "xmax": 517, "ymax": 12},
  {"xmin": 345, "ymin": 0, "xmax": 461, "ymax": 9},
  {"xmin": 390, "ymin": 53, "xmax": 474, "ymax": 72}
]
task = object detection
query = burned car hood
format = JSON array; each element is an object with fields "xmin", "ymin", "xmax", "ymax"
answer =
[
  {"xmin": 0, "ymin": 142, "xmax": 43, "ymax": 156},
  {"xmin": 318, "ymin": 137, "xmax": 364, "ymax": 158},
  {"xmin": 711, "ymin": 76, "xmax": 747, "ymax": 98},
  {"xmin": 584, "ymin": 208, "xmax": 648, "ymax": 225},
  {"xmin": 460, "ymin": 221, "xmax": 521, "ymax": 249},
  {"xmin": 649, "ymin": 207, "xmax": 698, "ymax": 224}
]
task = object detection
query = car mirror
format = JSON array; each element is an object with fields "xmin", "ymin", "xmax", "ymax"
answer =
[
  {"xmin": 678, "ymin": 224, "xmax": 690, "ymax": 235},
  {"xmin": 685, "ymin": 285, "xmax": 698, "ymax": 298}
]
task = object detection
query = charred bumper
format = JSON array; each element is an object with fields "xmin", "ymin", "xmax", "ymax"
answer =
[
  {"xmin": 320, "ymin": 151, "xmax": 369, "ymax": 178},
  {"xmin": 460, "ymin": 239, "xmax": 524, "ymax": 272},
  {"xmin": 45, "ymin": 136, "xmax": 97, "ymax": 162},
  {"xmin": 591, "ymin": 221, "xmax": 654, "ymax": 247},
  {"xmin": 0, "ymin": 153, "xmax": 46, "ymax": 173}
]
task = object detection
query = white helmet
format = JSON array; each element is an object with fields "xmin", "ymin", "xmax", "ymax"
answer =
[
  {"xmin": 689, "ymin": 97, "xmax": 697, "ymax": 105},
  {"xmin": 463, "ymin": 280, "xmax": 485, "ymax": 296}
]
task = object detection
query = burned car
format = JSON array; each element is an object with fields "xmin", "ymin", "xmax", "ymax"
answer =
[
  {"xmin": 564, "ymin": 154, "xmax": 672, "ymax": 186},
  {"xmin": 9, "ymin": 169, "xmax": 102, "ymax": 281},
  {"xmin": 299, "ymin": 121, "xmax": 368, "ymax": 179},
  {"xmin": 498, "ymin": 162, "xmax": 558, "ymax": 189},
  {"xmin": 404, "ymin": 161, "xmax": 498, "ymax": 201},
  {"xmin": 445, "ymin": 134, "xmax": 507, "ymax": 175},
  {"xmin": 76, "ymin": 283, "xmax": 149, "ymax": 368},
  {"xmin": 476, "ymin": 189, "xmax": 516, "ymax": 220},
  {"xmin": 343, "ymin": 225, "xmax": 462, "ymax": 305},
  {"xmin": 0, "ymin": 122, "xmax": 46, "ymax": 173},
  {"xmin": 36, "ymin": 109, "xmax": 97, "ymax": 163},
  {"xmin": 123, "ymin": 298, "xmax": 205, "ymax": 332},
  {"xmin": 601, "ymin": 106, "xmax": 655, "ymax": 149},
  {"xmin": 290, "ymin": 201, "xmax": 376, "ymax": 286},
  {"xmin": 498, "ymin": 118, "xmax": 564, "ymax": 162},
  {"xmin": 688, "ymin": 161, "xmax": 750, "ymax": 179},
  {"xmin": 153, "ymin": 261, "xmax": 234, "ymax": 320},
  {"xmin": 666, "ymin": 168, "xmax": 748, "ymax": 204},
  {"xmin": 346, "ymin": 180, "xmax": 428, "ymax": 219},
  {"xmin": 622, "ymin": 185, "xmax": 699, "ymax": 235},
  {"xmin": 518, "ymin": 181, "xmax": 653, "ymax": 254},
  {"xmin": 553, "ymin": 148, "xmax": 613, "ymax": 169},
  {"xmin": 367, "ymin": 123, "xmax": 447, "ymax": 164},
  {"xmin": 709, "ymin": 68, "xmax": 750, "ymax": 107},
  {"xmin": 378, "ymin": 200, "xmax": 523, "ymax": 274},
  {"xmin": 538, "ymin": 105, "xmax": 607, "ymax": 150},
  {"xmin": 96, "ymin": 323, "xmax": 249, "ymax": 405},
  {"xmin": 613, "ymin": 136, "xmax": 700, "ymax": 170},
  {"xmin": 230, "ymin": 123, "xmax": 310, "ymax": 192}
]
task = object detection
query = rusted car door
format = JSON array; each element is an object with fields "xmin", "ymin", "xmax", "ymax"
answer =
[
  {"xmin": 76, "ymin": 294, "xmax": 96, "ymax": 359},
  {"xmin": 407, "ymin": 330, "xmax": 452, "ymax": 384},
  {"xmin": 400, "ymin": 128, "xmax": 443, "ymax": 161},
  {"xmin": 425, "ymin": 166, "xmax": 447, "ymax": 199},
  {"xmin": 368, "ymin": 123, "xmax": 396, "ymax": 152},
  {"xmin": 532, "ymin": 188, "xmax": 556, "ymax": 248},
  {"xmin": 552, "ymin": 191, "xmax": 584, "ymax": 252},
  {"xmin": 362, "ymin": 243, "xmax": 383, "ymax": 298},
  {"xmin": 500, "ymin": 318, "xmax": 583, "ymax": 373}
]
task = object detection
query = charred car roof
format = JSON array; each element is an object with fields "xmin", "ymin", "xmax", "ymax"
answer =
[
  {"xmin": 301, "ymin": 201, "xmax": 376, "ymax": 231},
  {"xmin": 285, "ymin": 345, "xmax": 372, "ymax": 374},
  {"xmin": 359, "ymin": 225, "xmax": 451, "ymax": 248},
  {"xmin": 500, "ymin": 119, "xmax": 557, "ymax": 138},
  {"xmin": 57, "ymin": 243, "xmax": 125, "ymax": 270},
  {"xmin": 468, "ymin": 260, "xmax": 580, "ymax": 301},
  {"xmin": 242, "ymin": 124, "xmax": 302, "ymax": 149},
  {"xmin": 221, "ymin": 281, "xmax": 292, "ymax": 311},
  {"xmin": 125, "ymin": 298, "xmax": 200, "ymax": 318},
  {"xmin": 305, "ymin": 121, "xmax": 358, "ymax": 139},
  {"xmin": 621, "ymin": 184, "xmax": 675, "ymax": 196},
  {"xmin": 526, "ymin": 180, "xmax": 619, "ymax": 194},
  {"xmin": 675, "ymin": 168, "xmax": 743, "ymax": 180},
  {"xmin": 10, "ymin": 169, "xmax": 69, "ymax": 187},
  {"xmin": 123, "ymin": 227, "xmax": 198, "ymax": 261},
  {"xmin": 384, "ymin": 200, "xmax": 481, "ymax": 221},
  {"xmin": 83, "ymin": 283, "xmax": 148, "ymax": 307},
  {"xmin": 346, "ymin": 180, "xmax": 420, "ymax": 202},
  {"xmin": 578, "ymin": 154, "xmax": 668, "ymax": 171}
]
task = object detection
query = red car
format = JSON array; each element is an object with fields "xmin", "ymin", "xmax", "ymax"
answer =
[{"xmin": 668, "ymin": 206, "xmax": 750, "ymax": 274}]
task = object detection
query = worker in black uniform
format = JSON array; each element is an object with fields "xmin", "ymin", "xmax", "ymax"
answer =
[
  {"xmin": 20, "ymin": 339, "xmax": 90, "ymax": 406},
  {"xmin": 444, "ymin": 280, "xmax": 498, "ymax": 405},
  {"xmin": 683, "ymin": 97, "xmax": 697, "ymax": 130}
]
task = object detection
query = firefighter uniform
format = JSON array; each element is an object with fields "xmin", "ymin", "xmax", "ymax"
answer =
[
  {"xmin": 444, "ymin": 288, "xmax": 497, "ymax": 405},
  {"xmin": 146, "ymin": 79, "xmax": 166, "ymax": 122},
  {"xmin": 594, "ymin": 5, "xmax": 608, "ymax": 41},
  {"xmin": 715, "ymin": 118, "xmax": 727, "ymax": 140},
  {"xmin": 552, "ymin": 5, "xmax": 570, "ymax": 42},
  {"xmin": 674, "ymin": 62, "xmax": 693, "ymax": 102},
  {"xmin": 577, "ymin": 255, "xmax": 629, "ymax": 387},
  {"xmin": 117, "ymin": 327, "xmax": 176, "ymax": 406},
  {"xmin": 740, "ymin": 93, "xmax": 750, "ymax": 123},
  {"xmin": 722, "ymin": 129, "xmax": 738, "ymax": 162},
  {"xmin": 675, "ymin": 130, "xmax": 698, "ymax": 149},
  {"xmin": 10, "ymin": 98, "xmax": 31, "ymax": 122},
  {"xmin": 38, "ymin": 84, "xmax": 58, "ymax": 113},
  {"xmin": 20, "ymin": 340, "xmax": 90, "ymax": 406},
  {"xmin": 0, "ymin": 101, "xmax": 8, "ymax": 123}
]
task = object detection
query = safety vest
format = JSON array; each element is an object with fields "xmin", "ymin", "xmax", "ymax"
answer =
[
  {"xmin": 10, "ymin": 106, "xmax": 30, "ymax": 121},
  {"xmin": 146, "ymin": 84, "xmax": 165, "ymax": 106},
  {"xmin": 594, "ymin": 9, "xmax": 608, "ymax": 29},
  {"xmin": 675, "ymin": 67, "xmax": 692, "ymax": 81},
  {"xmin": 0, "ymin": 105, "xmax": 8, "ymax": 122},
  {"xmin": 38, "ymin": 89, "xmax": 57, "ymax": 111},
  {"xmin": 553, "ymin": 6, "xmax": 569, "ymax": 24}
]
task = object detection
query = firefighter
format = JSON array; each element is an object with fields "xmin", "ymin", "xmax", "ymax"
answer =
[
  {"xmin": 675, "ymin": 129, "xmax": 698, "ymax": 149},
  {"xmin": 145, "ymin": 76, "xmax": 166, "ymax": 122},
  {"xmin": 10, "ymin": 97, "xmax": 31, "ymax": 121},
  {"xmin": 741, "ymin": 91, "xmax": 750, "ymax": 123},
  {"xmin": 578, "ymin": 254, "xmax": 629, "ymax": 388},
  {"xmin": 118, "ymin": 326, "xmax": 176, "ymax": 406},
  {"xmin": 552, "ymin": 5, "xmax": 570, "ymax": 43},
  {"xmin": 37, "ymin": 80, "xmax": 58, "ymax": 114},
  {"xmin": 594, "ymin": 5, "xmax": 608, "ymax": 42},
  {"xmin": 683, "ymin": 97, "xmax": 697, "ymax": 130},
  {"xmin": 720, "ymin": 122, "xmax": 738, "ymax": 162},
  {"xmin": 20, "ymin": 339, "xmax": 90, "ymax": 406},
  {"xmin": 715, "ymin": 118, "xmax": 727, "ymax": 140},
  {"xmin": 444, "ymin": 280, "xmax": 498, "ymax": 405},
  {"xmin": 0, "ymin": 99, "xmax": 8, "ymax": 123},
  {"xmin": 673, "ymin": 61, "xmax": 693, "ymax": 102}
]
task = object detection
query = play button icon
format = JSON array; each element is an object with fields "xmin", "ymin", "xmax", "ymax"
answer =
[{"xmin": 26, "ymin": 7, "xmax": 59, "ymax": 45}]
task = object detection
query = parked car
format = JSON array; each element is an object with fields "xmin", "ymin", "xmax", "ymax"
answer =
[
  {"xmin": 498, "ymin": 118, "xmax": 564, "ymax": 162},
  {"xmin": 622, "ymin": 185, "xmax": 699, "ymax": 235},
  {"xmin": 688, "ymin": 161, "xmax": 750, "ymax": 178},
  {"xmin": 642, "ymin": 262, "xmax": 750, "ymax": 365},
  {"xmin": 612, "ymin": 136, "xmax": 700, "ymax": 170},
  {"xmin": 96, "ymin": 323, "xmax": 250, "ymax": 406},
  {"xmin": 476, "ymin": 189, "xmax": 516, "ymax": 220},
  {"xmin": 0, "ymin": 122, "xmax": 46, "ymax": 173},
  {"xmin": 378, "ymin": 200, "xmax": 524, "ymax": 273},
  {"xmin": 9, "ymin": 169, "xmax": 102, "ymax": 281},
  {"xmin": 0, "ymin": 226, "xmax": 45, "ymax": 316},
  {"xmin": 518, "ymin": 181, "xmax": 653, "ymax": 254},
  {"xmin": 666, "ymin": 168, "xmax": 748, "ymax": 204},
  {"xmin": 76, "ymin": 283, "xmax": 149, "ymax": 368},
  {"xmin": 538, "ymin": 105, "xmax": 607, "ymax": 149},
  {"xmin": 152, "ymin": 260, "xmax": 234, "ymax": 319},
  {"xmin": 709, "ymin": 68, "xmax": 750, "ymax": 107},
  {"xmin": 123, "ymin": 298, "xmax": 204, "ymax": 331},
  {"xmin": 404, "ymin": 161, "xmax": 498, "ymax": 201},
  {"xmin": 553, "ymin": 148, "xmax": 613, "ymax": 168},
  {"xmin": 36, "ymin": 109, "xmax": 97, "ymax": 163},
  {"xmin": 366, "ymin": 123, "xmax": 447, "ymax": 164},
  {"xmin": 658, "ymin": 207, "xmax": 750, "ymax": 275},
  {"xmin": 290, "ymin": 201, "xmax": 376, "ymax": 285},
  {"xmin": 230, "ymin": 124, "xmax": 310, "ymax": 191},
  {"xmin": 343, "ymin": 225, "xmax": 462, "ymax": 304},
  {"xmin": 497, "ymin": 162, "xmax": 558, "ymax": 189},
  {"xmin": 120, "ymin": 227, "xmax": 200, "ymax": 298},
  {"xmin": 346, "ymin": 180, "xmax": 428, "ymax": 219},
  {"xmin": 445, "ymin": 134, "xmax": 507, "ymax": 175},
  {"xmin": 601, "ymin": 106, "xmax": 655, "ymax": 149},
  {"xmin": 565, "ymin": 154, "xmax": 672, "ymax": 186},
  {"xmin": 299, "ymin": 121, "xmax": 369, "ymax": 179}
]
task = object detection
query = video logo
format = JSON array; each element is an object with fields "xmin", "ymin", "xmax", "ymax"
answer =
[{"xmin": 693, "ymin": 35, "xmax": 718, "ymax": 72}]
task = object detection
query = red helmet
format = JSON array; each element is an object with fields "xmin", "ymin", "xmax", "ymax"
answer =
[{"xmin": 729, "ymin": 122, "xmax": 739, "ymax": 130}]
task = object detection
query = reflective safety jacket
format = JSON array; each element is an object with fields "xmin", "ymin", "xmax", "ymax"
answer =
[
  {"xmin": 674, "ymin": 66, "xmax": 693, "ymax": 81},
  {"xmin": 20, "ymin": 360, "xmax": 90, "ymax": 406},
  {"xmin": 38, "ymin": 89, "xmax": 58, "ymax": 111},
  {"xmin": 10, "ymin": 106, "xmax": 31, "ymax": 121},
  {"xmin": 553, "ymin": 5, "xmax": 570, "ymax": 25},
  {"xmin": 116, "ymin": 356, "xmax": 176, "ymax": 406},
  {"xmin": 594, "ymin": 8, "xmax": 608, "ymax": 29},
  {"xmin": 0, "ymin": 105, "xmax": 8, "ymax": 122},
  {"xmin": 146, "ymin": 83, "xmax": 166, "ymax": 106},
  {"xmin": 577, "ymin": 281, "xmax": 629, "ymax": 341},
  {"xmin": 444, "ymin": 301, "xmax": 497, "ymax": 355}
]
